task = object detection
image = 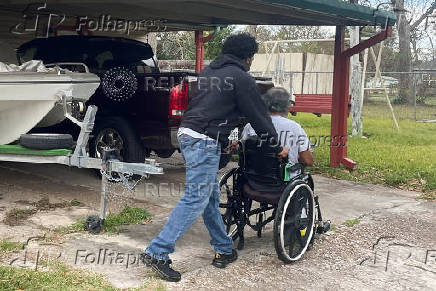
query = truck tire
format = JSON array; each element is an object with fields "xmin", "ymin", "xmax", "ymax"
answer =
[
  {"xmin": 90, "ymin": 116, "xmax": 145, "ymax": 163},
  {"xmin": 20, "ymin": 134, "xmax": 73, "ymax": 150}
]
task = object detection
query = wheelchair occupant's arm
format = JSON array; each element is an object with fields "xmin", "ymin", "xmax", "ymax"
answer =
[
  {"xmin": 294, "ymin": 124, "xmax": 313, "ymax": 166},
  {"xmin": 299, "ymin": 150, "xmax": 314, "ymax": 166}
]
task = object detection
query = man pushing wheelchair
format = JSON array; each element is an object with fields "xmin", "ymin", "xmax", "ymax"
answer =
[
  {"xmin": 219, "ymin": 86, "xmax": 329, "ymax": 263},
  {"xmin": 141, "ymin": 33, "xmax": 328, "ymax": 282}
]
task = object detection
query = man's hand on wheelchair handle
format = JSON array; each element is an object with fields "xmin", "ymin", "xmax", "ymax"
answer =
[
  {"xmin": 223, "ymin": 141, "xmax": 239, "ymax": 153},
  {"xmin": 278, "ymin": 146, "xmax": 289, "ymax": 158}
]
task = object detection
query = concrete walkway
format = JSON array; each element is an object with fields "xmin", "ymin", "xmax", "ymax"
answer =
[{"xmin": 0, "ymin": 155, "xmax": 434, "ymax": 290}]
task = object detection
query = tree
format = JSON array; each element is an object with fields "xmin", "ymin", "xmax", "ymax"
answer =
[
  {"xmin": 244, "ymin": 26, "xmax": 275, "ymax": 53},
  {"xmin": 246, "ymin": 25, "xmax": 258, "ymax": 37},
  {"xmin": 391, "ymin": 0, "xmax": 436, "ymax": 103},
  {"xmin": 204, "ymin": 26, "xmax": 235, "ymax": 60},
  {"xmin": 156, "ymin": 26, "xmax": 235, "ymax": 60},
  {"xmin": 254, "ymin": 26, "xmax": 331, "ymax": 54},
  {"xmin": 156, "ymin": 31, "xmax": 195, "ymax": 60}
]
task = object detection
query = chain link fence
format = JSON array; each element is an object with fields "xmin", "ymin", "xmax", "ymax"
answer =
[
  {"xmin": 364, "ymin": 71, "xmax": 436, "ymax": 122},
  {"xmin": 250, "ymin": 70, "xmax": 436, "ymax": 122}
]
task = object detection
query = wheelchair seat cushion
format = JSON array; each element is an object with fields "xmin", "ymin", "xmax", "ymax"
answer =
[{"xmin": 242, "ymin": 183, "xmax": 282, "ymax": 205}]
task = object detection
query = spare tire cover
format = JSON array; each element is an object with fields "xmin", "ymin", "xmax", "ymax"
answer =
[{"xmin": 102, "ymin": 67, "xmax": 137, "ymax": 102}]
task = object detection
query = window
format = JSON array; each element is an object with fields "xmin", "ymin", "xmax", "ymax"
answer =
[
  {"xmin": 95, "ymin": 51, "xmax": 115, "ymax": 70},
  {"xmin": 18, "ymin": 47, "xmax": 37, "ymax": 64}
]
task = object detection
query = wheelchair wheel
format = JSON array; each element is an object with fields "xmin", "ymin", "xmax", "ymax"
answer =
[
  {"xmin": 274, "ymin": 180, "xmax": 315, "ymax": 263},
  {"xmin": 219, "ymin": 168, "xmax": 241, "ymax": 239}
]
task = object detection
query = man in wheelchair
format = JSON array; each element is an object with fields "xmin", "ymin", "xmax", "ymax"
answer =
[
  {"xmin": 242, "ymin": 87, "xmax": 314, "ymax": 182},
  {"xmin": 219, "ymin": 87, "xmax": 329, "ymax": 263}
]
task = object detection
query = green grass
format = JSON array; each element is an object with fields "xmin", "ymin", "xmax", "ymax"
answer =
[
  {"xmin": 0, "ymin": 240, "xmax": 24, "ymax": 252},
  {"xmin": 291, "ymin": 104, "xmax": 436, "ymax": 196},
  {"xmin": 363, "ymin": 101, "xmax": 436, "ymax": 121},
  {"xmin": 427, "ymin": 98, "xmax": 436, "ymax": 106},
  {"xmin": 1, "ymin": 208, "xmax": 156, "ymax": 290},
  {"xmin": 54, "ymin": 218, "xmax": 87, "ymax": 235},
  {"xmin": 104, "ymin": 206, "xmax": 152, "ymax": 233},
  {"xmin": 3, "ymin": 208, "xmax": 37, "ymax": 226},
  {"xmin": 0, "ymin": 263, "xmax": 116, "ymax": 291},
  {"xmin": 418, "ymin": 192, "xmax": 436, "ymax": 201},
  {"xmin": 345, "ymin": 218, "xmax": 360, "ymax": 227},
  {"xmin": 53, "ymin": 206, "xmax": 152, "ymax": 235},
  {"xmin": 0, "ymin": 264, "xmax": 167, "ymax": 290},
  {"xmin": 70, "ymin": 199, "xmax": 82, "ymax": 206}
]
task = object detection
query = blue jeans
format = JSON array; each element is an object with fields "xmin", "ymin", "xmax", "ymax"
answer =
[{"xmin": 145, "ymin": 133, "xmax": 233, "ymax": 260}]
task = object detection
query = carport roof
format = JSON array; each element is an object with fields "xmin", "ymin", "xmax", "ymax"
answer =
[{"xmin": 3, "ymin": 0, "xmax": 396, "ymax": 30}]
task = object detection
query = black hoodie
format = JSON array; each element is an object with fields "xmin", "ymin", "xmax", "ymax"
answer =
[{"xmin": 180, "ymin": 54, "xmax": 278, "ymax": 147}]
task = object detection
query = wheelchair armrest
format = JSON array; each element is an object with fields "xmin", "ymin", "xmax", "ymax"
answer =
[{"xmin": 289, "ymin": 163, "xmax": 305, "ymax": 172}]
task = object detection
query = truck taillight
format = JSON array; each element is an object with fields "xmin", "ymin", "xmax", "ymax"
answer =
[{"xmin": 169, "ymin": 82, "xmax": 189, "ymax": 117}]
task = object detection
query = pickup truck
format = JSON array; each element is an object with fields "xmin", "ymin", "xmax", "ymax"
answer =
[
  {"xmin": 17, "ymin": 35, "xmax": 273, "ymax": 166},
  {"xmin": 17, "ymin": 35, "xmax": 197, "ymax": 162}
]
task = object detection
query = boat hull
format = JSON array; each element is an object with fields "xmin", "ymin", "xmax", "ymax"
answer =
[{"xmin": 0, "ymin": 72, "xmax": 100, "ymax": 145}]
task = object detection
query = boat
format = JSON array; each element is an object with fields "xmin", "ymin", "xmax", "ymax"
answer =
[{"xmin": 0, "ymin": 70, "xmax": 100, "ymax": 145}]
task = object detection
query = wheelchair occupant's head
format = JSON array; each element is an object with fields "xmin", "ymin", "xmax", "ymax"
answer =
[{"xmin": 261, "ymin": 87, "xmax": 290, "ymax": 116}]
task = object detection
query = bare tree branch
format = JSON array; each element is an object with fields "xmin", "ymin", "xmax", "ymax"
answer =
[{"xmin": 410, "ymin": 1, "xmax": 436, "ymax": 31}]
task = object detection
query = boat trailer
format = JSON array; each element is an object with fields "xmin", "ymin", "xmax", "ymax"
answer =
[{"xmin": 0, "ymin": 98, "xmax": 163, "ymax": 233}]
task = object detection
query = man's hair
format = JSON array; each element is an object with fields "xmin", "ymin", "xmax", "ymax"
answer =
[
  {"xmin": 261, "ymin": 87, "xmax": 291, "ymax": 113},
  {"xmin": 222, "ymin": 33, "xmax": 259, "ymax": 60}
]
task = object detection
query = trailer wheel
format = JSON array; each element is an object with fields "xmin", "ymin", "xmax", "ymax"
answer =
[{"xmin": 20, "ymin": 134, "xmax": 73, "ymax": 150}]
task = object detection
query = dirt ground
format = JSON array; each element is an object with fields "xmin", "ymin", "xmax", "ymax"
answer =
[{"xmin": 0, "ymin": 154, "xmax": 435, "ymax": 290}]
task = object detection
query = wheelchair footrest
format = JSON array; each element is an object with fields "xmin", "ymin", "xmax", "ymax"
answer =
[{"xmin": 316, "ymin": 220, "xmax": 331, "ymax": 234}]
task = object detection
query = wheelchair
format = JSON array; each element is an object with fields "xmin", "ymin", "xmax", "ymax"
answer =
[{"xmin": 219, "ymin": 137, "xmax": 330, "ymax": 263}]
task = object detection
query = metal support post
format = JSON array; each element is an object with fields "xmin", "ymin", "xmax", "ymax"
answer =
[
  {"xmin": 195, "ymin": 30, "xmax": 204, "ymax": 73},
  {"xmin": 330, "ymin": 26, "xmax": 355, "ymax": 169},
  {"xmin": 100, "ymin": 169, "xmax": 108, "ymax": 224},
  {"xmin": 413, "ymin": 74, "xmax": 417, "ymax": 121}
]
